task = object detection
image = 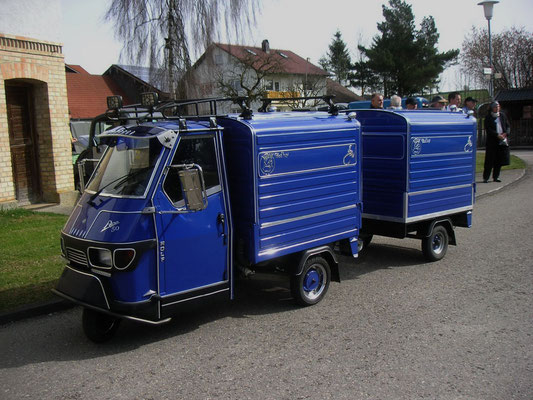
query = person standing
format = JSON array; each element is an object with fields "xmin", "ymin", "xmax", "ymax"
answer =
[
  {"xmin": 483, "ymin": 101, "xmax": 511, "ymax": 183},
  {"xmin": 464, "ymin": 96, "xmax": 478, "ymax": 113},
  {"xmin": 405, "ymin": 97, "xmax": 417, "ymax": 110},
  {"xmin": 430, "ymin": 95, "xmax": 447, "ymax": 110},
  {"xmin": 388, "ymin": 95, "xmax": 402, "ymax": 109},
  {"xmin": 370, "ymin": 93, "xmax": 384, "ymax": 109},
  {"xmin": 446, "ymin": 92, "xmax": 462, "ymax": 112}
]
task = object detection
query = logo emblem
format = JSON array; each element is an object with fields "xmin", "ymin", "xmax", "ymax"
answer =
[
  {"xmin": 411, "ymin": 138, "xmax": 422, "ymax": 155},
  {"xmin": 101, "ymin": 220, "xmax": 120, "ymax": 233},
  {"xmin": 343, "ymin": 144, "xmax": 356, "ymax": 165},
  {"xmin": 464, "ymin": 136, "xmax": 473, "ymax": 152}
]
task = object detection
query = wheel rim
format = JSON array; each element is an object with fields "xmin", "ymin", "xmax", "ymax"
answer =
[
  {"xmin": 432, "ymin": 232, "xmax": 445, "ymax": 255},
  {"xmin": 302, "ymin": 264, "xmax": 326, "ymax": 301}
]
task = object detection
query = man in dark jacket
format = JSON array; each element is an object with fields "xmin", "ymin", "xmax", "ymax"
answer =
[{"xmin": 483, "ymin": 101, "xmax": 510, "ymax": 182}]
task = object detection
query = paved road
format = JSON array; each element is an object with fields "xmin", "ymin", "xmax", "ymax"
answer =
[{"xmin": 2, "ymin": 152, "xmax": 532, "ymax": 400}]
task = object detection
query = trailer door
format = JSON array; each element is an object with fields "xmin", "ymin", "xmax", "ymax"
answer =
[{"xmin": 154, "ymin": 134, "xmax": 230, "ymax": 311}]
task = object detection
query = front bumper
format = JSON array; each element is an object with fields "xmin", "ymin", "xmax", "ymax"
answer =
[{"xmin": 53, "ymin": 266, "xmax": 169, "ymax": 325}]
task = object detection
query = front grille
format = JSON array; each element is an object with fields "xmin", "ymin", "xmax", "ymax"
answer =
[{"xmin": 66, "ymin": 247, "xmax": 88, "ymax": 266}]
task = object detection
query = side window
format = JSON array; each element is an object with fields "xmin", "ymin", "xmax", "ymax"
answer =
[{"xmin": 163, "ymin": 136, "xmax": 221, "ymax": 205}]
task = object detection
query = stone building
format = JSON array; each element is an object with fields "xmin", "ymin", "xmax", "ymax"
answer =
[
  {"xmin": 0, "ymin": 0, "xmax": 75, "ymax": 208},
  {"xmin": 0, "ymin": 34, "xmax": 75, "ymax": 208}
]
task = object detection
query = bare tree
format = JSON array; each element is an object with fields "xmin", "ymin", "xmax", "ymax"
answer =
[
  {"xmin": 283, "ymin": 76, "xmax": 328, "ymax": 109},
  {"xmin": 105, "ymin": 0, "xmax": 259, "ymax": 98},
  {"xmin": 215, "ymin": 51, "xmax": 286, "ymax": 107},
  {"xmin": 461, "ymin": 26, "xmax": 533, "ymax": 90}
]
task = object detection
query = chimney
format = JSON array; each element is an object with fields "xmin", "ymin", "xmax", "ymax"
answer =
[{"xmin": 262, "ymin": 39, "xmax": 270, "ymax": 53}]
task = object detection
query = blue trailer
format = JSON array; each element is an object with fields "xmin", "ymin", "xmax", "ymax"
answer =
[
  {"xmin": 355, "ymin": 109, "xmax": 476, "ymax": 260},
  {"xmin": 53, "ymin": 96, "xmax": 362, "ymax": 341}
]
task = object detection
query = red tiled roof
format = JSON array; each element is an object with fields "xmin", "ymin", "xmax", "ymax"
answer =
[
  {"xmin": 66, "ymin": 65, "xmax": 133, "ymax": 119},
  {"xmin": 215, "ymin": 43, "xmax": 328, "ymax": 76},
  {"xmin": 66, "ymin": 65, "xmax": 90, "ymax": 74},
  {"xmin": 326, "ymin": 79, "xmax": 363, "ymax": 103}
]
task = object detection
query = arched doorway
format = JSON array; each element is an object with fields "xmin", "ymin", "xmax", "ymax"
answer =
[{"xmin": 5, "ymin": 81, "xmax": 42, "ymax": 204}]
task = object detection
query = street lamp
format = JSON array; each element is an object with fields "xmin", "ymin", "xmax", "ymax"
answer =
[{"xmin": 478, "ymin": 0, "xmax": 499, "ymax": 99}]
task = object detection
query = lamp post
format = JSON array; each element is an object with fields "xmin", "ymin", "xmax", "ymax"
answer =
[{"xmin": 478, "ymin": 0, "xmax": 499, "ymax": 99}]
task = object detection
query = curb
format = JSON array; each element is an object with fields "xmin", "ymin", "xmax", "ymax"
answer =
[
  {"xmin": 0, "ymin": 298, "xmax": 75, "ymax": 325},
  {"xmin": 476, "ymin": 168, "xmax": 527, "ymax": 199}
]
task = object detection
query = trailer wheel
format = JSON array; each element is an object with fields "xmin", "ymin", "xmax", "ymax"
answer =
[
  {"xmin": 82, "ymin": 308, "xmax": 121, "ymax": 343},
  {"xmin": 291, "ymin": 256, "xmax": 330, "ymax": 306},
  {"xmin": 422, "ymin": 225, "xmax": 448, "ymax": 262}
]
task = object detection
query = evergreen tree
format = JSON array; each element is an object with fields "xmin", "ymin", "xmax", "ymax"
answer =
[
  {"xmin": 359, "ymin": 0, "xmax": 458, "ymax": 97},
  {"xmin": 321, "ymin": 30, "xmax": 352, "ymax": 85}
]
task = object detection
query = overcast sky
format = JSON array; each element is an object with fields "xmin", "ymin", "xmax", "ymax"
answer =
[{"xmin": 60, "ymin": 0, "xmax": 533, "ymax": 92}]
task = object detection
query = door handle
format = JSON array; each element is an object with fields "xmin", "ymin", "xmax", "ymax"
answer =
[{"xmin": 217, "ymin": 213, "xmax": 226, "ymax": 244}]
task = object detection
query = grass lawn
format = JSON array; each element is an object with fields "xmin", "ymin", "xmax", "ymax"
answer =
[
  {"xmin": 0, "ymin": 209, "xmax": 67, "ymax": 311},
  {"xmin": 476, "ymin": 152, "xmax": 526, "ymax": 173}
]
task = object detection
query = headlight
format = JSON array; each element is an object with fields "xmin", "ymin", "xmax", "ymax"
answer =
[
  {"xmin": 113, "ymin": 248, "xmax": 136, "ymax": 270},
  {"xmin": 88, "ymin": 247, "xmax": 113, "ymax": 269}
]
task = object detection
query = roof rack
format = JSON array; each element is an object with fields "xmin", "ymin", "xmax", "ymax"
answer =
[
  {"xmin": 105, "ymin": 93, "xmax": 255, "ymax": 122},
  {"xmin": 258, "ymin": 95, "xmax": 340, "ymax": 115}
]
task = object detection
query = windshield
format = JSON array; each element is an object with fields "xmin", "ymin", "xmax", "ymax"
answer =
[{"xmin": 86, "ymin": 137, "xmax": 164, "ymax": 198}]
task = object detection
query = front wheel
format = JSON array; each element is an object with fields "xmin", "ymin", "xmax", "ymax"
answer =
[
  {"xmin": 421, "ymin": 225, "xmax": 449, "ymax": 262},
  {"xmin": 82, "ymin": 308, "xmax": 121, "ymax": 343},
  {"xmin": 290, "ymin": 256, "xmax": 331, "ymax": 306}
]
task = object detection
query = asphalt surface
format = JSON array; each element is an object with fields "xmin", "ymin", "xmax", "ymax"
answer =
[{"xmin": 1, "ymin": 151, "xmax": 531, "ymax": 399}]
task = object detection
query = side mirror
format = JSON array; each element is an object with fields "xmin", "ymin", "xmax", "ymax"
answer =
[{"xmin": 178, "ymin": 167, "xmax": 207, "ymax": 211}]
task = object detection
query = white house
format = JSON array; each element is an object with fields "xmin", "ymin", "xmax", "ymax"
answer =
[{"xmin": 189, "ymin": 40, "xmax": 329, "ymax": 112}]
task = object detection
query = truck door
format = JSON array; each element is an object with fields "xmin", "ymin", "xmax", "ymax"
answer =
[{"xmin": 153, "ymin": 134, "xmax": 230, "ymax": 312}]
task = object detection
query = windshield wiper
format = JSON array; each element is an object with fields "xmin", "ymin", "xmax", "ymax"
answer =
[{"xmin": 87, "ymin": 167, "xmax": 152, "ymax": 207}]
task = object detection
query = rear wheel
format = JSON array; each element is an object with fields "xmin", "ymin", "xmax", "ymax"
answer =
[
  {"xmin": 82, "ymin": 308, "xmax": 121, "ymax": 343},
  {"xmin": 422, "ymin": 225, "xmax": 449, "ymax": 262},
  {"xmin": 290, "ymin": 256, "xmax": 331, "ymax": 306}
]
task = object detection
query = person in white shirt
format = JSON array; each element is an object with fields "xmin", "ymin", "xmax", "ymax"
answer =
[{"xmin": 446, "ymin": 92, "xmax": 462, "ymax": 112}]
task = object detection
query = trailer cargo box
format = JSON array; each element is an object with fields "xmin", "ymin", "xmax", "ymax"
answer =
[
  {"xmin": 219, "ymin": 112, "xmax": 362, "ymax": 265},
  {"xmin": 355, "ymin": 109, "xmax": 476, "ymax": 260}
]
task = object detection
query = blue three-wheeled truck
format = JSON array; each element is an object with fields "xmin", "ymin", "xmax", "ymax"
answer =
[{"xmin": 53, "ymin": 95, "xmax": 476, "ymax": 342}]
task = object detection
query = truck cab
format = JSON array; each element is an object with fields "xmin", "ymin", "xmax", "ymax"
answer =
[{"xmin": 54, "ymin": 95, "xmax": 362, "ymax": 342}]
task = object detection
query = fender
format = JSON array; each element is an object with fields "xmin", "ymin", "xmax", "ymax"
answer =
[
  {"xmin": 425, "ymin": 218, "xmax": 457, "ymax": 246},
  {"xmin": 295, "ymin": 245, "xmax": 340, "ymax": 282}
]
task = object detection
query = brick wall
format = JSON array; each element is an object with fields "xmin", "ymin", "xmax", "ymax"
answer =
[{"xmin": 0, "ymin": 33, "xmax": 75, "ymax": 206}]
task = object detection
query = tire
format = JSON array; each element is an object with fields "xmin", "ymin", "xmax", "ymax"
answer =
[
  {"xmin": 290, "ymin": 256, "xmax": 331, "ymax": 306},
  {"xmin": 421, "ymin": 225, "xmax": 449, "ymax": 262},
  {"xmin": 82, "ymin": 308, "xmax": 121, "ymax": 343}
]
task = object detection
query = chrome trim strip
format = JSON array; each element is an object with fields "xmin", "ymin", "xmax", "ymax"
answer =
[
  {"xmin": 64, "ymin": 266, "xmax": 110, "ymax": 309},
  {"xmin": 61, "ymin": 232, "xmax": 156, "ymax": 246},
  {"xmin": 405, "ymin": 206, "xmax": 473, "ymax": 223},
  {"xmin": 409, "ymin": 184, "xmax": 473, "ymax": 196},
  {"xmin": 113, "ymin": 248, "xmax": 137, "ymax": 270},
  {"xmin": 161, "ymin": 280, "xmax": 229, "ymax": 298},
  {"xmin": 258, "ymin": 228, "xmax": 358, "ymax": 257},
  {"xmin": 87, "ymin": 246, "xmax": 113, "ymax": 270},
  {"xmin": 260, "ymin": 204, "xmax": 357, "ymax": 229},
  {"xmin": 363, "ymin": 205, "xmax": 473, "ymax": 224},
  {"xmin": 51, "ymin": 289, "xmax": 171, "ymax": 325},
  {"xmin": 161, "ymin": 288, "xmax": 230, "ymax": 307}
]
